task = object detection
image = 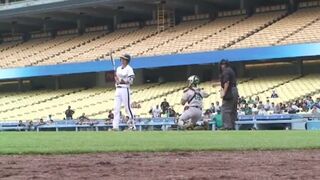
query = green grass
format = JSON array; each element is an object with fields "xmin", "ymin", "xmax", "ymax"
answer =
[{"xmin": 0, "ymin": 131, "xmax": 320, "ymax": 155}]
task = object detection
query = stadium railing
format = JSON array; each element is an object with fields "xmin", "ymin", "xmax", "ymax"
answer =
[
  {"xmin": 235, "ymin": 114, "xmax": 319, "ymax": 130},
  {"xmin": 1, "ymin": 115, "xmax": 319, "ymax": 131},
  {"xmin": 0, "ymin": 0, "xmax": 66, "ymax": 10},
  {"xmin": 35, "ymin": 117, "xmax": 176, "ymax": 132},
  {"xmin": 306, "ymin": 120, "xmax": 320, "ymax": 130}
]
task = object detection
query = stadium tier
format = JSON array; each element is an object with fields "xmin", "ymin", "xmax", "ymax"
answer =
[
  {"xmin": 0, "ymin": 74, "xmax": 319, "ymax": 122},
  {"xmin": 0, "ymin": 6, "xmax": 320, "ymax": 68},
  {"xmin": 182, "ymin": 11, "xmax": 287, "ymax": 53},
  {"xmin": 114, "ymin": 19, "xmax": 210, "ymax": 57},
  {"xmin": 230, "ymin": 6, "xmax": 320, "ymax": 49}
]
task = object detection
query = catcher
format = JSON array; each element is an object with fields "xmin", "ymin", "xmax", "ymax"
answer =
[{"xmin": 178, "ymin": 75, "xmax": 209, "ymax": 130}]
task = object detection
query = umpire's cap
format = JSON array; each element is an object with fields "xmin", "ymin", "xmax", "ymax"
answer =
[
  {"xmin": 219, "ymin": 59, "xmax": 230, "ymax": 67},
  {"xmin": 120, "ymin": 54, "xmax": 131, "ymax": 63}
]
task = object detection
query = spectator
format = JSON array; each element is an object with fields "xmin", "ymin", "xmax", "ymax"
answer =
[
  {"xmin": 167, "ymin": 107, "xmax": 176, "ymax": 117},
  {"xmin": 126, "ymin": 116, "xmax": 135, "ymax": 130},
  {"xmin": 257, "ymin": 101, "xmax": 264, "ymax": 110},
  {"xmin": 65, "ymin": 106, "xmax": 75, "ymax": 120},
  {"xmin": 254, "ymin": 96, "xmax": 260, "ymax": 104},
  {"xmin": 48, "ymin": 119, "xmax": 54, "ymax": 125},
  {"xmin": 238, "ymin": 96, "xmax": 246, "ymax": 104},
  {"xmin": 78, "ymin": 113, "xmax": 89, "ymax": 120},
  {"xmin": 301, "ymin": 102, "xmax": 309, "ymax": 112},
  {"xmin": 209, "ymin": 103, "xmax": 215, "ymax": 113},
  {"xmin": 77, "ymin": 113, "xmax": 90, "ymax": 125},
  {"xmin": 152, "ymin": 105, "xmax": 162, "ymax": 118},
  {"xmin": 280, "ymin": 103, "xmax": 286, "ymax": 111},
  {"xmin": 313, "ymin": 98, "xmax": 320, "ymax": 109},
  {"xmin": 270, "ymin": 102, "xmax": 275, "ymax": 112},
  {"xmin": 160, "ymin": 98, "xmax": 170, "ymax": 114},
  {"xmin": 247, "ymin": 97, "xmax": 254, "ymax": 104},
  {"xmin": 17, "ymin": 120, "xmax": 26, "ymax": 131},
  {"xmin": 104, "ymin": 111, "xmax": 114, "ymax": 125},
  {"xmin": 38, "ymin": 118, "xmax": 46, "ymax": 126},
  {"xmin": 34, "ymin": 118, "xmax": 46, "ymax": 130},
  {"xmin": 311, "ymin": 106, "xmax": 320, "ymax": 115},
  {"xmin": 18, "ymin": 120, "xmax": 25, "ymax": 127},
  {"xmin": 47, "ymin": 114, "xmax": 53, "ymax": 122},
  {"xmin": 107, "ymin": 110, "xmax": 114, "ymax": 120},
  {"xmin": 292, "ymin": 102, "xmax": 300, "ymax": 112},
  {"xmin": 305, "ymin": 96, "xmax": 314, "ymax": 108},
  {"xmin": 122, "ymin": 116, "xmax": 130, "ymax": 124},
  {"xmin": 243, "ymin": 103, "xmax": 252, "ymax": 115},
  {"xmin": 27, "ymin": 120, "xmax": 34, "ymax": 131},
  {"xmin": 252, "ymin": 104, "xmax": 258, "ymax": 115},
  {"xmin": 258, "ymin": 104, "xmax": 267, "ymax": 115},
  {"xmin": 215, "ymin": 101, "xmax": 221, "ymax": 113},
  {"xmin": 204, "ymin": 109, "xmax": 212, "ymax": 119},
  {"xmin": 131, "ymin": 101, "xmax": 141, "ymax": 109},
  {"xmin": 264, "ymin": 99, "xmax": 271, "ymax": 111},
  {"xmin": 273, "ymin": 103, "xmax": 282, "ymax": 114},
  {"xmin": 299, "ymin": 99, "xmax": 304, "ymax": 107},
  {"xmin": 235, "ymin": 96, "xmax": 319, "ymax": 116},
  {"xmin": 271, "ymin": 90, "xmax": 279, "ymax": 98},
  {"xmin": 287, "ymin": 102, "xmax": 299, "ymax": 114}
]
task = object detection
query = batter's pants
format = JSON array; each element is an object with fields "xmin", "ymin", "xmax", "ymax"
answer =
[{"xmin": 113, "ymin": 87, "xmax": 135, "ymax": 129}]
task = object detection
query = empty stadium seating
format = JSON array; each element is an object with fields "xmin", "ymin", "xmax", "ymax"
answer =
[
  {"xmin": 146, "ymin": 15, "xmax": 245, "ymax": 56},
  {"xmin": 183, "ymin": 11, "xmax": 286, "ymax": 53},
  {"xmin": 114, "ymin": 19, "xmax": 210, "ymax": 57},
  {"xmin": 0, "ymin": 6, "xmax": 319, "ymax": 68},
  {"xmin": 230, "ymin": 7, "xmax": 320, "ymax": 49}
]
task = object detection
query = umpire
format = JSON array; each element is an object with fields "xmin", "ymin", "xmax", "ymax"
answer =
[{"xmin": 219, "ymin": 59, "xmax": 239, "ymax": 130}]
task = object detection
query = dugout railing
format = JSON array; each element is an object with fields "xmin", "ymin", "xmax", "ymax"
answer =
[{"xmin": 1, "ymin": 114, "xmax": 320, "ymax": 131}]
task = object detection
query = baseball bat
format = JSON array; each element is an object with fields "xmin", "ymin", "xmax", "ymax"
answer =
[{"xmin": 109, "ymin": 49, "xmax": 116, "ymax": 73}]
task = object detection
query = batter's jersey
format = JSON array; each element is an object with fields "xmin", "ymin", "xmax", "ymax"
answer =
[
  {"xmin": 116, "ymin": 65, "xmax": 135, "ymax": 88},
  {"xmin": 182, "ymin": 88, "xmax": 209, "ymax": 108}
]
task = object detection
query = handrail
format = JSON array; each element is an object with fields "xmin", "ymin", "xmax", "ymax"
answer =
[{"xmin": 0, "ymin": 0, "xmax": 67, "ymax": 10}]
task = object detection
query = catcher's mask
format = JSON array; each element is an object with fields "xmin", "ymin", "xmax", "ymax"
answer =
[{"xmin": 187, "ymin": 75, "xmax": 200, "ymax": 87}]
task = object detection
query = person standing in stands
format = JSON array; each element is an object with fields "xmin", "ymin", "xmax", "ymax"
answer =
[
  {"xmin": 113, "ymin": 54, "xmax": 136, "ymax": 131},
  {"xmin": 107, "ymin": 110, "xmax": 114, "ymax": 120},
  {"xmin": 219, "ymin": 59, "xmax": 239, "ymax": 130},
  {"xmin": 152, "ymin": 105, "xmax": 162, "ymax": 118},
  {"xmin": 65, "ymin": 106, "xmax": 75, "ymax": 120},
  {"xmin": 215, "ymin": 101, "xmax": 221, "ymax": 113},
  {"xmin": 160, "ymin": 98, "xmax": 170, "ymax": 114},
  {"xmin": 271, "ymin": 89, "xmax": 279, "ymax": 98}
]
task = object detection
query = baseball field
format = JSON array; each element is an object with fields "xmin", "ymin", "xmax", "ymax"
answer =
[{"xmin": 1, "ymin": 131, "xmax": 320, "ymax": 179}]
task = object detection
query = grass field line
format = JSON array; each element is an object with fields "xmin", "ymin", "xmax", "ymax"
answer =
[{"xmin": 0, "ymin": 131, "xmax": 319, "ymax": 155}]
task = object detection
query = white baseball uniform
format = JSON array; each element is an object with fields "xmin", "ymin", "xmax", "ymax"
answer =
[
  {"xmin": 113, "ymin": 64, "xmax": 135, "ymax": 129},
  {"xmin": 179, "ymin": 87, "xmax": 209, "ymax": 125}
]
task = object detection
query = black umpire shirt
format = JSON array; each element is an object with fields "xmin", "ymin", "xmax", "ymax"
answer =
[{"xmin": 220, "ymin": 67, "xmax": 237, "ymax": 100}]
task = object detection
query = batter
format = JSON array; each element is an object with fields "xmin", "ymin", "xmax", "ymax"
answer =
[{"xmin": 113, "ymin": 54, "xmax": 136, "ymax": 131}]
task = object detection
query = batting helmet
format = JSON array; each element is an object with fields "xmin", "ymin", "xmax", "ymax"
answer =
[
  {"xmin": 187, "ymin": 75, "xmax": 200, "ymax": 87},
  {"xmin": 120, "ymin": 54, "xmax": 131, "ymax": 63}
]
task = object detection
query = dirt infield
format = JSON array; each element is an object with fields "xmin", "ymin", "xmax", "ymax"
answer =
[{"xmin": 0, "ymin": 150, "xmax": 320, "ymax": 180}]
